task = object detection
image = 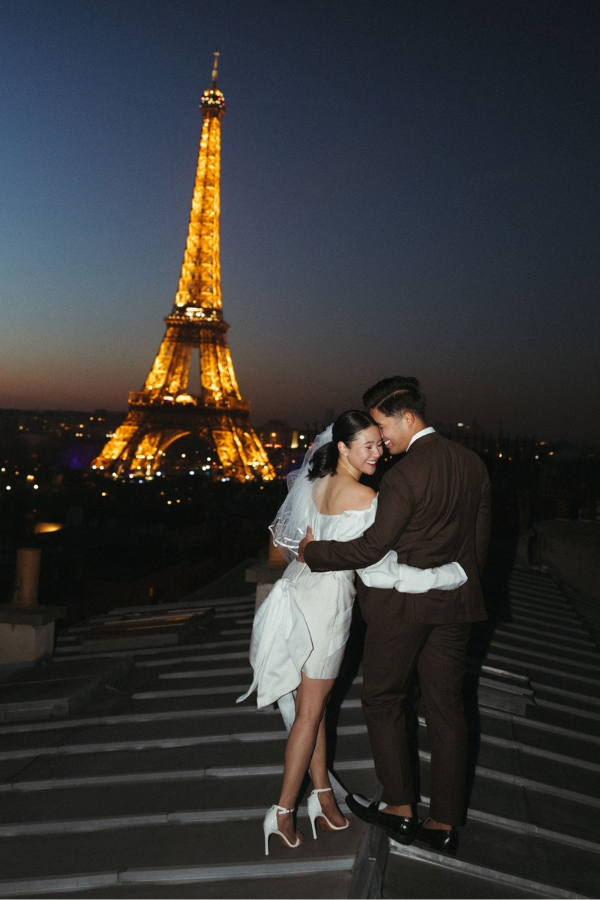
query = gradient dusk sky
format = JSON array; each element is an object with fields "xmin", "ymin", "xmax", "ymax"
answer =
[{"xmin": 1, "ymin": 0, "xmax": 598, "ymax": 442}]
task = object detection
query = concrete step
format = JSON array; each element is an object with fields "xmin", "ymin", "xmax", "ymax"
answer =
[
  {"xmin": 416, "ymin": 756, "xmax": 600, "ymax": 845},
  {"xmin": 1, "ymin": 715, "xmax": 599, "ymax": 802},
  {"xmin": 0, "ymin": 730, "xmax": 374, "ymax": 789},
  {"xmin": 0, "ymin": 860, "xmax": 358, "ymax": 899},
  {"xmin": 503, "ymin": 609, "xmax": 590, "ymax": 640},
  {"xmin": 0, "ymin": 658, "xmax": 134, "ymax": 724},
  {"xmin": 0, "ymin": 708, "xmax": 361, "ymax": 757},
  {"xmin": 487, "ymin": 641, "xmax": 600, "ymax": 675},
  {"xmin": 105, "ymin": 594, "xmax": 255, "ymax": 618},
  {"xmin": 527, "ymin": 706, "xmax": 600, "ymax": 738},
  {"xmin": 0, "ymin": 798, "xmax": 596, "ymax": 897},
  {"xmin": 0, "ymin": 766, "xmax": 379, "ymax": 829},
  {"xmin": 504, "ymin": 610, "xmax": 591, "ymax": 639},
  {"xmin": 384, "ymin": 796, "xmax": 600, "ymax": 898},
  {"xmin": 3, "ymin": 687, "xmax": 599, "ymax": 762},
  {"xmin": 531, "ymin": 682, "xmax": 600, "ymax": 711},
  {"xmin": 0, "ymin": 805, "xmax": 367, "ymax": 885},
  {"xmin": 3, "ymin": 741, "xmax": 598, "ymax": 845},
  {"xmin": 490, "ymin": 630, "xmax": 600, "ymax": 663},
  {"xmin": 386, "ymin": 841, "xmax": 583, "ymax": 899},
  {"xmin": 54, "ymin": 637, "xmax": 251, "ymax": 660},
  {"xmin": 481, "ymin": 707, "xmax": 600, "ymax": 764},
  {"xmin": 507, "ymin": 604, "xmax": 585, "ymax": 628},
  {"xmin": 385, "ymin": 847, "xmax": 542, "ymax": 899},
  {"xmin": 135, "ymin": 651, "xmax": 250, "ymax": 668},
  {"xmin": 507, "ymin": 584, "xmax": 578, "ymax": 604},
  {"xmin": 497, "ymin": 621, "xmax": 597, "ymax": 649},
  {"xmin": 506, "ymin": 588, "xmax": 581, "ymax": 609},
  {"xmin": 483, "ymin": 650, "xmax": 600, "ymax": 694}
]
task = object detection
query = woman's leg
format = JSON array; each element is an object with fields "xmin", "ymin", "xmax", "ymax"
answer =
[
  {"xmin": 307, "ymin": 710, "xmax": 349, "ymax": 827},
  {"xmin": 276, "ymin": 673, "xmax": 335, "ymax": 843}
]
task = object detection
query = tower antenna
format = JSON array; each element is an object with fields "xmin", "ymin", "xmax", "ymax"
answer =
[{"xmin": 211, "ymin": 51, "xmax": 219, "ymax": 88}]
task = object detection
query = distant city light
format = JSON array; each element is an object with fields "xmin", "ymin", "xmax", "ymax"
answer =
[{"xmin": 34, "ymin": 522, "xmax": 62, "ymax": 535}]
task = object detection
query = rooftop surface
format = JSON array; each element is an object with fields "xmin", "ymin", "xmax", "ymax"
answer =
[{"xmin": 0, "ymin": 560, "xmax": 598, "ymax": 898}]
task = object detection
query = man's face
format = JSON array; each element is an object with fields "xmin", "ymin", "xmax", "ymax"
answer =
[{"xmin": 369, "ymin": 408, "xmax": 413, "ymax": 455}]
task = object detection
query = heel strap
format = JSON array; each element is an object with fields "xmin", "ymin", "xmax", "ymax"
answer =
[
  {"xmin": 312, "ymin": 787, "xmax": 333, "ymax": 794},
  {"xmin": 275, "ymin": 804, "xmax": 294, "ymax": 814}
]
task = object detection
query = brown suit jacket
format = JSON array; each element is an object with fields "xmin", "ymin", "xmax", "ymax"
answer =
[{"xmin": 304, "ymin": 432, "xmax": 491, "ymax": 624}]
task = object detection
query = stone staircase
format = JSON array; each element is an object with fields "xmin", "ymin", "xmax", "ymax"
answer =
[{"xmin": 0, "ymin": 567, "xmax": 597, "ymax": 897}]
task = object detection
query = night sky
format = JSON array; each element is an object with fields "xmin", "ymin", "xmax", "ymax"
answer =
[{"xmin": 1, "ymin": 0, "xmax": 598, "ymax": 443}]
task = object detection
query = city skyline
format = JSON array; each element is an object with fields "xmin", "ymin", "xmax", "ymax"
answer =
[{"xmin": 1, "ymin": 0, "xmax": 598, "ymax": 443}]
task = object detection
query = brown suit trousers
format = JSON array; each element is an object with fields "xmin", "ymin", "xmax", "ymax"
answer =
[{"xmin": 305, "ymin": 432, "xmax": 491, "ymax": 824}]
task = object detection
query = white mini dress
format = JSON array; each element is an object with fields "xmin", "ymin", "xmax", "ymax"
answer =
[
  {"xmin": 289, "ymin": 496, "xmax": 377, "ymax": 679},
  {"xmin": 237, "ymin": 496, "xmax": 377, "ymax": 727}
]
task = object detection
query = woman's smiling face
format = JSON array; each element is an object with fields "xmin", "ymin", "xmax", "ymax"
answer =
[{"xmin": 342, "ymin": 425, "xmax": 383, "ymax": 475}]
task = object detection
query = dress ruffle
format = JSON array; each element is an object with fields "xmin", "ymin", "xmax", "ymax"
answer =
[{"xmin": 236, "ymin": 573, "xmax": 313, "ymax": 729}]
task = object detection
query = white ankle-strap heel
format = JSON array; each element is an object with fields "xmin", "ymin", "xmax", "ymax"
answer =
[
  {"xmin": 307, "ymin": 787, "xmax": 351, "ymax": 839},
  {"xmin": 263, "ymin": 804, "xmax": 302, "ymax": 855}
]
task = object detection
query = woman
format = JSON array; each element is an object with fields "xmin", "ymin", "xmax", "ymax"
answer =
[{"xmin": 238, "ymin": 411, "xmax": 466, "ymax": 854}]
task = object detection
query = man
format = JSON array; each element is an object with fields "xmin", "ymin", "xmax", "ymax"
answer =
[{"xmin": 298, "ymin": 376, "xmax": 491, "ymax": 854}]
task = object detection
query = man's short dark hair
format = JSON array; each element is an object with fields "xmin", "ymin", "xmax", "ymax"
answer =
[{"xmin": 362, "ymin": 376, "xmax": 427, "ymax": 421}]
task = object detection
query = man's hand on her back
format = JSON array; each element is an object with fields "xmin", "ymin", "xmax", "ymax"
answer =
[{"xmin": 297, "ymin": 525, "xmax": 314, "ymax": 562}]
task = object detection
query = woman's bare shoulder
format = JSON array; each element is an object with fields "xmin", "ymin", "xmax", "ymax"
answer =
[{"xmin": 341, "ymin": 481, "xmax": 376, "ymax": 512}]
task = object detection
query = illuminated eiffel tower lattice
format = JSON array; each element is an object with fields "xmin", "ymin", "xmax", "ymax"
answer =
[{"xmin": 92, "ymin": 55, "xmax": 274, "ymax": 481}]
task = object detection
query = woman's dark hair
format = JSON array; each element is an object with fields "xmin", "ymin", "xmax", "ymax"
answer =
[
  {"xmin": 362, "ymin": 376, "xmax": 426, "ymax": 421},
  {"xmin": 308, "ymin": 410, "xmax": 377, "ymax": 480}
]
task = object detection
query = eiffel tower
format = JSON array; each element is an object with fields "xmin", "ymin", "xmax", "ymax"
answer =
[{"xmin": 92, "ymin": 55, "xmax": 275, "ymax": 482}]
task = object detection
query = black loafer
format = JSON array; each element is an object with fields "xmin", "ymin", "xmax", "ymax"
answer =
[
  {"xmin": 345, "ymin": 794, "xmax": 418, "ymax": 845},
  {"xmin": 416, "ymin": 822, "xmax": 459, "ymax": 855},
  {"xmin": 345, "ymin": 794, "xmax": 383, "ymax": 826}
]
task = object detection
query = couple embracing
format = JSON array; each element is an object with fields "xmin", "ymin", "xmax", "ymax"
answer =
[{"xmin": 238, "ymin": 376, "xmax": 491, "ymax": 857}]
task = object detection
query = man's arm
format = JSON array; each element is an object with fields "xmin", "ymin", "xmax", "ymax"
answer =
[
  {"xmin": 475, "ymin": 470, "xmax": 492, "ymax": 574},
  {"xmin": 304, "ymin": 468, "xmax": 415, "ymax": 572}
]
